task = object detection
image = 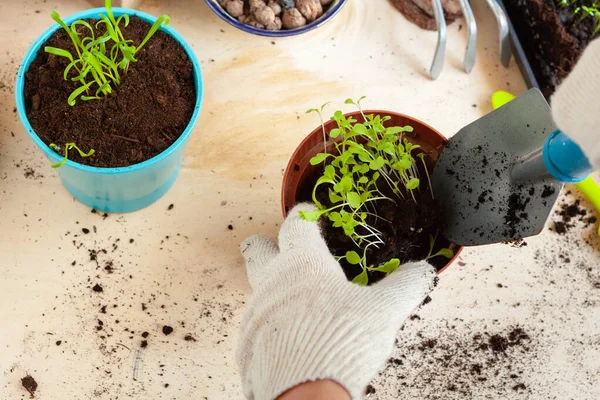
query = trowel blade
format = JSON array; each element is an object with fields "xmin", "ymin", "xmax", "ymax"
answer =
[{"xmin": 431, "ymin": 88, "xmax": 563, "ymax": 246}]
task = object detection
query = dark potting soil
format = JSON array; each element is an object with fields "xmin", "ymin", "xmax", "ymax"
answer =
[
  {"xmin": 315, "ymin": 171, "xmax": 448, "ymax": 283},
  {"xmin": 503, "ymin": 0, "xmax": 600, "ymax": 98},
  {"xmin": 24, "ymin": 17, "xmax": 196, "ymax": 168}
]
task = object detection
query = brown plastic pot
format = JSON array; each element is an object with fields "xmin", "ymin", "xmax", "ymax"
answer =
[{"xmin": 281, "ymin": 110, "xmax": 463, "ymax": 274}]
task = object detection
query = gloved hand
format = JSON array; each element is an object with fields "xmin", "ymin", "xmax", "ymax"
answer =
[
  {"xmin": 236, "ymin": 203, "xmax": 436, "ymax": 400},
  {"xmin": 552, "ymin": 38, "xmax": 600, "ymax": 168}
]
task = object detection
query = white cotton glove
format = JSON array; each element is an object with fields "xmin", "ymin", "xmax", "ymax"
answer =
[
  {"xmin": 236, "ymin": 203, "xmax": 436, "ymax": 400},
  {"xmin": 552, "ymin": 38, "xmax": 600, "ymax": 168}
]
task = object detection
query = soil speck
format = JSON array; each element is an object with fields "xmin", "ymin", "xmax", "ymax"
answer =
[{"xmin": 184, "ymin": 334, "xmax": 197, "ymax": 342}]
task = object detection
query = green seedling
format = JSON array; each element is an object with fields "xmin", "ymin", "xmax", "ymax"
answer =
[
  {"xmin": 306, "ymin": 102, "xmax": 331, "ymax": 152},
  {"xmin": 425, "ymin": 232, "xmax": 455, "ymax": 261},
  {"xmin": 45, "ymin": 0, "xmax": 170, "ymax": 106},
  {"xmin": 303, "ymin": 97, "xmax": 453, "ymax": 285},
  {"xmin": 559, "ymin": 0, "xmax": 600, "ymax": 34},
  {"xmin": 343, "ymin": 247, "xmax": 400, "ymax": 286},
  {"xmin": 49, "ymin": 143, "xmax": 95, "ymax": 168}
]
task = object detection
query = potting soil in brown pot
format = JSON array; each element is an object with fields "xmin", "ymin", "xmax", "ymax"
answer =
[
  {"xmin": 24, "ymin": 17, "xmax": 196, "ymax": 167},
  {"xmin": 282, "ymin": 110, "xmax": 463, "ymax": 283}
]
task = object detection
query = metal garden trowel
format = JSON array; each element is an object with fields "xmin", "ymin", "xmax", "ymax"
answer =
[{"xmin": 431, "ymin": 88, "xmax": 595, "ymax": 246}]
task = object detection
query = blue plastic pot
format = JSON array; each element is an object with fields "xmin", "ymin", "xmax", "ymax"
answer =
[
  {"xmin": 15, "ymin": 7, "xmax": 203, "ymax": 213},
  {"xmin": 205, "ymin": 0, "xmax": 348, "ymax": 37}
]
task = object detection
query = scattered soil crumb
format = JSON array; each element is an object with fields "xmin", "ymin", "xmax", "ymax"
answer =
[
  {"xmin": 184, "ymin": 334, "xmax": 197, "ymax": 342},
  {"xmin": 377, "ymin": 324, "xmax": 535, "ymax": 398},
  {"xmin": 21, "ymin": 375, "xmax": 37, "ymax": 398},
  {"xmin": 168, "ymin": 204, "xmax": 174, "ymax": 211},
  {"xmin": 92, "ymin": 284, "xmax": 103, "ymax": 292},
  {"xmin": 162, "ymin": 325, "xmax": 174, "ymax": 335},
  {"xmin": 553, "ymin": 199, "xmax": 594, "ymax": 235},
  {"xmin": 366, "ymin": 384, "xmax": 376, "ymax": 395}
]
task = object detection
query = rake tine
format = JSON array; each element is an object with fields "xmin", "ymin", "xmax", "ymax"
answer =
[
  {"xmin": 459, "ymin": 0, "xmax": 477, "ymax": 73},
  {"xmin": 430, "ymin": 0, "xmax": 447, "ymax": 80},
  {"xmin": 485, "ymin": 0, "xmax": 512, "ymax": 67}
]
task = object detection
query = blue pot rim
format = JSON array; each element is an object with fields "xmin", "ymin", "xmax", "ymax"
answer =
[
  {"xmin": 204, "ymin": 0, "xmax": 348, "ymax": 37},
  {"xmin": 15, "ymin": 7, "xmax": 204, "ymax": 175}
]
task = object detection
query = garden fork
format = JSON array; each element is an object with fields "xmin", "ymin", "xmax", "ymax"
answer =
[{"xmin": 430, "ymin": 0, "xmax": 511, "ymax": 79}]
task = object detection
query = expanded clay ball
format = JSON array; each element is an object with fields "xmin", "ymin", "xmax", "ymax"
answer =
[
  {"xmin": 282, "ymin": 7, "xmax": 307, "ymax": 28},
  {"xmin": 296, "ymin": 0, "xmax": 323, "ymax": 22},
  {"xmin": 225, "ymin": 0, "xmax": 244, "ymax": 17},
  {"xmin": 254, "ymin": 5, "xmax": 276, "ymax": 25},
  {"xmin": 222, "ymin": 0, "xmax": 332, "ymax": 30},
  {"xmin": 249, "ymin": 0, "xmax": 267, "ymax": 12},
  {"xmin": 268, "ymin": 0, "xmax": 282, "ymax": 15},
  {"xmin": 266, "ymin": 16, "xmax": 283, "ymax": 30},
  {"xmin": 244, "ymin": 14, "xmax": 266, "ymax": 29}
]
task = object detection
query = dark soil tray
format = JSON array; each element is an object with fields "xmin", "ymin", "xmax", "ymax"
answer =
[
  {"xmin": 500, "ymin": 0, "xmax": 600, "ymax": 98},
  {"xmin": 24, "ymin": 17, "xmax": 196, "ymax": 168}
]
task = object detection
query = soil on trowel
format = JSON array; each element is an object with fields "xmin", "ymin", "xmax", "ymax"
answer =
[
  {"xmin": 24, "ymin": 17, "xmax": 196, "ymax": 168},
  {"xmin": 314, "ymin": 167, "xmax": 451, "ymax": 284},
  {"xmin": 503, "ymin": 0, "xmax": 600, "ymax": 98}
]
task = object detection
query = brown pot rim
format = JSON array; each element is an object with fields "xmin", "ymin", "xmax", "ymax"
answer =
[{"xmin": 281, "ymin": 110, "xmax": 463, "ymax": 274}]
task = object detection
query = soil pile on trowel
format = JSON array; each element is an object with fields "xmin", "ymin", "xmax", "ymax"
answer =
[{"xmin": 432, "ymin": 89, "xmax": 563, "ymax": 246}]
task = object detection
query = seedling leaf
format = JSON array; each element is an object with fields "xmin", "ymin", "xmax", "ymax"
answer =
[
  {"xmin": 406, "ymin": 177, "xmax": 420, "ymax": 190},
  {"xmin": 45, "ymin": 47, "xmax": 74, "ymax": 62},
  {"xmin": 310, "ymin": 153, "xmax": 331, "ymax": 165},
  {"xmin": 368, "ymin": 258, "xmax": 400, "ymax": 273},
  {"xmin": 431, "ymin": 248, "xmax": 454, "ymax": 259},
  {"xmin": 137, "ymin": 15, "xmax": 170, "ymax": 52},
  {"xmin": 347, "ymin": 192, "xmax": 361, "ymax": 209},
  {"xmin": 299, "ymin": 209, "xmax": 327, "ymax": 221},
  {"xmin": 346, "ymin": 251, "xmax": 362, "ymax": 265},
  {"xmin": 68, "ymin": 81, "xmax": 95, "ymax": 106}
]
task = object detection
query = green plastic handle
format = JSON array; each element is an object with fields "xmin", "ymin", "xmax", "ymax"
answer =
[{"xmin": 575, "ymin": 177, "xmax": 600, "ymax": 236}]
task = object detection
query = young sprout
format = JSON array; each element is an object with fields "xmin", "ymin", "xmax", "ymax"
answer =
[
  {"xmin": 306, "ymin": 102, "xmax": 331, "ymax": 153},
  {"xmin": 425, "ymin": 232, "xmax": 454, "ymax": 261},
  {"xmin": 303, "ymin": 97, "xmax": 448, "ymax": 284},
  {"xmin": 563, "ymin": 0, "xmax": 600, "ymax": 33},
  {"xmin": 45, "ymin": 0, "xmax": 170, "ymax": 106},
  {"xmin": 417, "ymin": 153, "xmax": 434, "ymax": 199},
  {"xmin": 49, "ymin": 143, "xmax": 95, "ymax": 168}
]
